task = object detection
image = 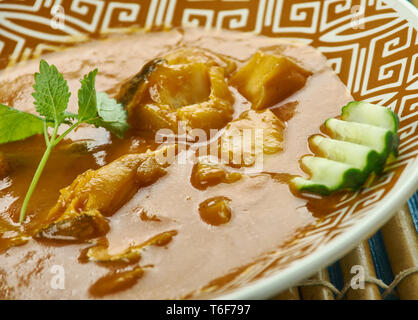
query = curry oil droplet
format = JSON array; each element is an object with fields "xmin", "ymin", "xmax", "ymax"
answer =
[
  {"xmin": 89, "ymin": 267, "xmax": 144, "ymax": 297},
  {"xmin": 146, "ymin": 230, "xmax": 177, "ymax": 247},
  {"xmin": 152, "ymin": 231, "xmax": 176, "ymax": 246},
  {"xmin": 198, "ymin": 196, "xmax": 232, "ymax": 226},
  {"xmin": 190, "ymin": 161, "xmax": 241, "ymax": 190}
]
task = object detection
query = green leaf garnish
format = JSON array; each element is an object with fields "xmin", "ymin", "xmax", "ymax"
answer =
[
  {"xmin": 32, "ymin": 60, "xmax": 71, "ymax": 123},
  {"xmin": 0, "ymin": 104, "xmax": 45, "ymax": 144},
  {"xmin": 76, "ymin": 70, "xmax": 129, "ymax": 138},
  {"xmin": 92, "ymin": 92, "xmax": 129, "ymax": 139},
  {"xmin": 0, "ymin": 59, "xmax": 129, "ymax": 223},
  {"xmin": 77, "ymin": 69, "xmax": 98, "ymax": 122}
]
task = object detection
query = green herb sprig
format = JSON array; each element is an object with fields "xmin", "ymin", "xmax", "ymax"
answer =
[{"xmin": 0, "ymin": 60, "xmax": 129, "ymax": 223}]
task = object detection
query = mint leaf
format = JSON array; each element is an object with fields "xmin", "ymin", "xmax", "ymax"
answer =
[
  {"xmin": 0, "ymin": 59, "xmax": 130, "ymax": 223},
  {"xmin": 0, "ymin": 104, "xmax": 45, "ymax": 144},
  {"xmin": 32, "ymin": 59, "xmax": 70, "ymax": 123},
  {"xmin": 77, "ymin": 70, "xmax": 129, "ymax": 138},
  {"xmin": 92, "ymin": 92, "xmax": 129, "ymax": 138},
  {"xmin": 77, "ymin": 69, "xmax": 98, "ymax": 121}
]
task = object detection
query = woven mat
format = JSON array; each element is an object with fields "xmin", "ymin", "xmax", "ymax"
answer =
[{"xmin": 274, "ymin": 192, "xmax": 418, "ymax": 300}]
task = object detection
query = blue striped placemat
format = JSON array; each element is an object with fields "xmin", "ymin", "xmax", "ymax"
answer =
[{"xmin": 327, "ymin": 191, "xmax": 418, "ymax": 300}]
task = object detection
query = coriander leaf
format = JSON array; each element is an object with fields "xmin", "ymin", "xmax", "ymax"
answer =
[
  {"xmin": 77, "ymin": 69, "xmax": 98, "ymax": 121},
  {"xmin": 91, "ymin": 92, "xmax": 129, "ymax": 138},
  {"xmin": 0, "ymin": 104, "xmax": 45, "ymax": 144},
  {"xmin": 32, "ymin": 59, "xmax": 71, "ymax": 123}
]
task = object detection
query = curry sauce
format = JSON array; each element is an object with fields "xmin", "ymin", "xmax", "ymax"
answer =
[{"xmin": 0, "ymin": 28, "xmax": 352, "ymax": 299}]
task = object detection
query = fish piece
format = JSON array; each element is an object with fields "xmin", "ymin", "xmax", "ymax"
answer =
[
  {"xmin": 190, "ymin": 157, "xmax": 241, "ymax": 190},
  {"xmin": 89, "ymin": 267, "xmax": 144, "ymax": 297},
  {"xmin": 35, "ymin": 146, "xmax": 175, "ymax": 242},
  {"xmin": 117, "ymin": 48, "xmax": 234, "ymax": 134},
  {"xmin": 34, "ymin": 210, "xmax": 110, "ymax": 242},
  {"xmin": 220, "ymin": 109, "xmax": 285, "ymax": 167},
  {"xmin": 164, "ymin": 47, "xmax": 236, "ymax": 75},
  {"xmin": 86, "ymin": 230, "xmax": 177, "ymax": 263},
  {"xmin": 116, "ymin": 58, "xmax": 165, "ymax": 109},
  {"xmin": 176, "ymin": 66, "xmax": 234, "ymax": 133}
]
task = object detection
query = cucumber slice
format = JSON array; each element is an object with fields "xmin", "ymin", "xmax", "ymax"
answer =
[
  {"xmin": 310, "ymin": 135, "xmax": 383, "ymax": 174},
  {"xmin": 325, "ymin": 118, "xmax": 398, "ymax": 160},
  {"xmin": 291, "ymin": 101, "xmax": 400, "ymax": 195},
  {"xmin": 342, "ymin": 101, "xmax": 398, "ymax": 133},
  {"xmin": 293, "ymin": 156, "xmax": 366, "ymax": 195}
]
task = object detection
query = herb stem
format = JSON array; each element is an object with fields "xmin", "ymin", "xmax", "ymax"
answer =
[
  {"xmin": 52, "ymin": 121, "xmax": 81, "ymax": 147},
  {"xmin": 19, "ymin": 123, "xmax": 59, "ymax": 223},
  {"xmin": 43, "ymin": 120, "xmax": 50, "ymax": 147}
]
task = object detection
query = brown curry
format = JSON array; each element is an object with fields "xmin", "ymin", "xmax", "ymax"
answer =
[{"xmin": 0, "ymin": 28, "xmax": 352, "ymax": 299}]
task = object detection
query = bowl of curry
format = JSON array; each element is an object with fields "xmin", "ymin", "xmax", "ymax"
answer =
[{"xmin": 0, "ymin": 0, "xmax": 416, "ymax": 299}]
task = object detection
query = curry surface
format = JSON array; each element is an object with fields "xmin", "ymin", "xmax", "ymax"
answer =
[{"xmin": 0, "ymin": 28, "xmax": 352, "ymax": 299}]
